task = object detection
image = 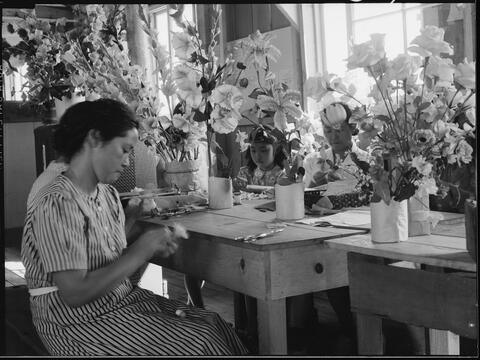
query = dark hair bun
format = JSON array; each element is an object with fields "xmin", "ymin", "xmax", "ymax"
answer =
[{"xmin": 53, "ymin": 99, "xmax": 138, "ymax": 161}]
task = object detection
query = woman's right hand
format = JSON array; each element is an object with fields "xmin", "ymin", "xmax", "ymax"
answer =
[{"xmin": 135, "ymin": 225, "xmax": 179, "ymax": 260}]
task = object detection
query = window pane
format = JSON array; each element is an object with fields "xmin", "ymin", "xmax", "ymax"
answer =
[
  {"xmin": 324, "ymin": 4, "xmax": 348, "ymax": 75},
  {"xmin": 353, "ymin": 14, "xmax": 404, "ymax": 58},
  {"xmin": 405, "ymin": 8, "xmax": 424, "ymax": 46},
  {"xmin": 155, "ymin": 11, "xmax": 170, "ymax": 49},
  {"xmin": 352, "ymin": 3, "xmax": 402, "ymax": 20}
]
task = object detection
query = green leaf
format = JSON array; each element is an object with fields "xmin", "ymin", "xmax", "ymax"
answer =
[
  {"xmin": 375, "ymin": 115, "xmax": 391, "ymax": 123},
  {"xmin": 198, "ymin": 55, "xmax": 209, "ymax": 65},
  {"xmin": 413, "ymin": 96, "xmax": 422, "ymax": 106},
  {"xmin": 418, "ymin": 102, "xmax": 431, "ymax": 111},
  {"xmin": 248, "ymin": 88, "xmax": 265, "ymax": 99},
  {"xmin": 373, "ymin": 180, "xmax": 391, "ymax": 205},
  {"xmin": 193, "ymin": 109, "xmax": 208, "ymax": 122}
]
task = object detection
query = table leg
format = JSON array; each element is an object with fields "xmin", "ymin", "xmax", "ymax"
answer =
[
  {"xmin": 356, "ymin": 312, "xmax": 384, "ymax": 355},
  {"xmin": 256, "ymin": 297, "xmax": 287, "ymax": 355},
  {"xmin": 429, "ymin": 329, "xmax": 460, "ymax": 355}
]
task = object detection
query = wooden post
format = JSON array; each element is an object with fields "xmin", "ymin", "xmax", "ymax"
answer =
[
  {"xmin": 257, "ymin": 297, "xmax": 287, "ymax": 354},
  {"xmin": 356, "ymin": 313, "xmax": 384, "ymax": 355},
  {"xmin": 125, "ymin": 4, "xmax": 153, "ymax": 83}
]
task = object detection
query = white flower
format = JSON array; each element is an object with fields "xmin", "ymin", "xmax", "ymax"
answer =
[
  {"xmin": 211, "ymin": 84, "xmax": 244, "ymax": 112},
  {"xmin": 177, "ymin": 83, "xmax": 202, "ymax": 109},
  {"xmin": 172, "ymin": 64, "xmax": 198, "ymax": 91},
  {"xmin": 425, "ymin": 56, "xmax": 455, "ymax": 88},
  {"xmin": 304, "ymin": 73, "xmax": 336, "ymax": 101},
  {"xmin": 346, "ymin": 33, "xmax": 386, "ymax": 69},
  {"xmin": 171, "ymin": 31, "xmax": 196, "ymax": 60},
  {"xmin": 408, "ymin": 25, "xmax": 453, "ymax": 57},
  {"xmin": 172, "ymin": 114, "xmax": 190, "ymax": 133},
  {"xmin": 455, "ymin": 139, "xmax": 473, "ymax": 164},
  {"xmin": 454, "ymin": 59, "xmax": 475, "ymax": 90},
  {"xmin": 211, "ymin": 106, "xmax": 240, "ymax": 134},
  {"xmin": 235, "ymin": 131, "xmax": 249, "ymax": 152},
  {"xmin": 386, "ymin": 54, "xmax": 422, "ymax": 81},
  {"xmin": 418, "ymin": 177, "xmax": 438, "ymax": 195},
  {"xmin": 412, "ymin": 156, "xmax": 433, "ymax": 176}
]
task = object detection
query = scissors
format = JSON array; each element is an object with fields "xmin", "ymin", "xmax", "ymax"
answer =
[{"xmin": 314, "ymin": 221, "xmax": 370, "ymax": 232}]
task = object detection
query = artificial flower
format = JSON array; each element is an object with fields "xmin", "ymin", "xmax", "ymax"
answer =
[
  {"xmin": 454, "ymin": 59, "xmax": 476, "ymax": 90},
  {"xmin": 346, "ymin": 33, "xmax": 386, "ymax": 69},
  {"xmin": 235, "ymin": 131, "xmax": 250, "ymax": 152},
  {"xmin": 171, "ymin": 31, "xmax": 196, "ymax": 60},
  {"xmin": 407, "ymin": 25, "xmax": 454, "ymax": 57}
]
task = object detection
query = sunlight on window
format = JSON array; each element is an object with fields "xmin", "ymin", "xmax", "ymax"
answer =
[
  {"xmin": 405, "ymin": 8, "xmax": 424, "ymax": 45},
  {"xmin": 353, "ymin": 14, "xmax": 404, "ymax": 58},
  {"xmin": 324, "ymin": 4, "xmax": 348, "ymax": 76},
  {"xmin": 352, "ymin": 3, "xmax": 402, "ymax": 20},
  {"xmin": 4, "ymin": 64, "xmax": 28, "ymax": 101},
  {"xmin": 152, "ymin": 5, "xmax": 195, "ymax": 117}
]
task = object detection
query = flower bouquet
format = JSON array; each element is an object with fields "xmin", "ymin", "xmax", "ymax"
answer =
[
  {"xmin": 306, "ymin": 25, "xmax": 475, "ymax": 241},
  {"xmin": 2, "ymin": 9, "xmax": 81, "ymax": 120}
]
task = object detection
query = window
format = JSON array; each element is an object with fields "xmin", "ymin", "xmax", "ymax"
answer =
[
  {"xmin": 321, "ymin": 3, "xmax": 474, "ymax": 76},
  {"xmin": 149, "ymin": 4, "xmax": 196, "ymax": 116},
  {"xmin": 3, "ymin": 64, "xmax": 28, "ymax": 101}
]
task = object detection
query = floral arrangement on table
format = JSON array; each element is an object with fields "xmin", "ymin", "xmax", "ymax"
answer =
[
  {"xmin": 231, "ymin": 30, "xmax": 324, "ymax": 178},
  {"xmin": 62, "ymin": 4, "xmax": 181, "ymax": 166},
  {"xmin": 2, "ymin": 9, "xmax": 79, "ymax": 118},
  {"xmin": 305, "ymin": 25, "xmax": 476, "ymax": 207},
  {"xmin": 138, "ymin": 4, "xmax": 250, "ymax": 178}
]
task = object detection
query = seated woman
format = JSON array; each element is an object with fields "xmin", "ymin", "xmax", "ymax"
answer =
[
  {"xmin": 303, "ymin": 102, "xmax": 371, "ymax": 209},
  {"xmin": 21, "ymin": 99, "xmax": 247, "ymax": 356}
]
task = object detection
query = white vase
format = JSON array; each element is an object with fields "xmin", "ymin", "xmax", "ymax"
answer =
[
  {"xmin": 370, "ymin": 199, "xmax": 408, "ymax": 243},
  {"xmin": 408, "ymin": 186, "xmax": 431, "ymax": 236},
  {"xmin": 164, "ymin": 160, "xmax": 200, "ymax": 193},
  {"xmin": 208, "ymin": 176, "xmax": 233, "ymax": 209},
  {"xmin": 54, "ymin": 93, "xmax": 85, "ymax": 120},
  {"xmin": 275, "ymin": 182, "xmax": 305, "ymax": 221}
]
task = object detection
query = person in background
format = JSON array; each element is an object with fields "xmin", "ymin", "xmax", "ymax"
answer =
[
  {"xmin": 204, "ymin": 126, "xmax": 312, "ymax": 354},
  {"xmin": 21, "ymin": 99, "xmax": 248, "ymax": 356},
  {"xmin": 303, "ymin": 102, "xmax": 371, "ymax": 209},
  {"xmin": 302, "ymin": 102, "xmax": 370, "ymax": 354}
]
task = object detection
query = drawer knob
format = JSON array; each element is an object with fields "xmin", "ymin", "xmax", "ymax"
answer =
[
  {"xmin": 240, "ymin": 258, "xmax": 245, "ymax": 270},
  {"xmin": 315, "ymin": 263, "xmax": 324, "ymax": 274}
]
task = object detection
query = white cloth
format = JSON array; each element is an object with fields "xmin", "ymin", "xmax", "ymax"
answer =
[
  {"xmin": 27, "ymin": 160, "xmax": 69, "ymax": 208},
  {"xmin": 29, "ymin": 286, "xmax": 59, "ymax": 297}
]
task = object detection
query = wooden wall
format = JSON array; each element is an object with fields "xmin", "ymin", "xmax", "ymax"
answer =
[
  {"xmin": 218, "ymin": 4, "xmax": 295, "ymax": 176},
  {"xmin": 223, "ymin": 3, "xmax": 291, "ymax": 42}
]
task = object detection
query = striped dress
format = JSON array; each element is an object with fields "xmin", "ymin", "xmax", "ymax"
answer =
[{"xmin": 21, "ymin": 175, "xmax": 248, "ymax": 356}]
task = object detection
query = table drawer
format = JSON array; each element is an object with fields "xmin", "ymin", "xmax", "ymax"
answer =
[{"xmin": 269, "ymin": 243, "xmax": 348, "ymax": 299}]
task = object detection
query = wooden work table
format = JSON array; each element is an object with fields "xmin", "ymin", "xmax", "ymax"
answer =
[
  {"xmin": 326, "ymin": 216, "xmax": 477, "ymax": 355},
  {"xmin": 139, "ymin": 200, "xmax": 368, "ymax": 354}
]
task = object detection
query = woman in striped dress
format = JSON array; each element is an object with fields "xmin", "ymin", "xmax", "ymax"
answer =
[{"xmin": 21, "ymin": 99, "xmax": 248, "ymax": 356}]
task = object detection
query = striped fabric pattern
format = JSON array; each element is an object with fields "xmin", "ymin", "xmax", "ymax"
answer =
[{"xmin": 21, "ymin": 175, "xmax": 248, "ymax": 356}]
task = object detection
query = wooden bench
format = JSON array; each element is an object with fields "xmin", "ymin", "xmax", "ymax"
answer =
[{"xmin": 4, "ymin": 285, "xmax": 49, "ymax": 356}]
